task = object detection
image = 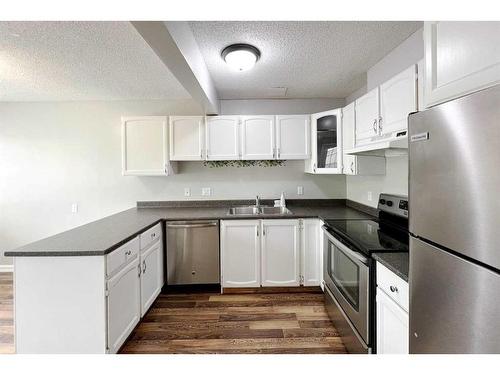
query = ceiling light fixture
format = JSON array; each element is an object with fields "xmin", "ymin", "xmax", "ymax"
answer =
[{"xmin": 221, "ymin": 44, "xmax": 261, "ymax": 72}]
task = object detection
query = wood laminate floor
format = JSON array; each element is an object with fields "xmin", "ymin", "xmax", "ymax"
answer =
[
  {"xmin": 0, "ymin": 272, "xmax": 14, "ymax": 354},
  {"xmin": 120, "ymin": 289, "xmax": 346, "ymax": 354},
  {"xmin": 0, "ymin": 276, "xmax": 346, "ymax": 354}
]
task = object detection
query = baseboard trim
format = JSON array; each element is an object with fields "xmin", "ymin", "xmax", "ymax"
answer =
[
  {"xmin": 0, "ymin": 264, "xmax": 13, "ymax": 273},
  {"xmin": 222, "ymin": 286, "xmax": 322, "ymax": 294}
]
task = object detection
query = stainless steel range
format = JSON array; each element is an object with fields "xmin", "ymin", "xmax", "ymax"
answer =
[{"xmin": 322, "ymin": 194, "xmax": 409, "ymax": 353}]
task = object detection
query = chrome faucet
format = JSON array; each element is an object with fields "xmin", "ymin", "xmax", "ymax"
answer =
[{"xmin": 255, "ymin": 195, "xmax": 261, "ymax": 209}]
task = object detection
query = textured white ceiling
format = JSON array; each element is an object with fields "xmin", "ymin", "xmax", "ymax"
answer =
[
  {"xmin": 189, "ymin": 21, "xmax": 423, "ymax": 99},
  {"xmin": 0, "ymin": 22, "xmax": 191, "ymax": 101}
]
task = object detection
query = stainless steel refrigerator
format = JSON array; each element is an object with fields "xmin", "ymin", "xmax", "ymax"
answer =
[{"xmin": 408, "ymin": 85, "xmax": 500, "ymax": 354}]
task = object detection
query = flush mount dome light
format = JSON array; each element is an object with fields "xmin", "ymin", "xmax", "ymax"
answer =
[{"xmin": 221, "ymin": 44, "xmax": 261, "ymax": 72}]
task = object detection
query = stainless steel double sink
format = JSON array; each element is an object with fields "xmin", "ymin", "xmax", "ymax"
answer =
[{"xmin": 227, "ymin": 206, "xmax": 293, "ymax": 216}]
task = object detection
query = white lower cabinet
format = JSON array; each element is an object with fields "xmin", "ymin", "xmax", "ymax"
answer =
[
  {"xmin": 301, "ymin": 219, "xmax": 321, "ymax": 286},
  {"xmin": 221, "ymin": 218, "xmax": 321, "ymax": 289},
  {"xmin": 220, "ymin": 220, "xmax": 261, "ymax": 287},
  {"xmin": 261, "ymin": 220, "xmax": 300, "ymax": 287},
  {"xmin": 140, "ymin": 240, "xmax": 164, "ymax": 316},
  {"xmin": 107, "ymin": 256, "xmax": 141, "ymax": 354},
  {"xmin": 376, "ymin": 262, "xmax": 409, "ymax": 354}
]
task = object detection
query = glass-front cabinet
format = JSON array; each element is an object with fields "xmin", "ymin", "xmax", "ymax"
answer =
[{"xmin": 305, "ymin": 109, "xmax": 343, "ymax": 174}]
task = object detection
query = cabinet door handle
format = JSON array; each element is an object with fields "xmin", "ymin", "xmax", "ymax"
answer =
[
  {"xmin": 378, "ymin": 116, "xmax": 383, "ymax": 133},
  {"xmin": 277, "ymin": 148, "xmax": 280, "ymax": 159},
  {"xmin": 142, "ymin": 260, "xmax": 147, "ymax": 274},
  {"xmin": 125, "ymin": 250, "xmax": 131, "ymax": 256},
  {"xmin": 137, "ymin": 263, "xmax": 141, "ymax": 277},
  {"xmin": 313, "ymin": 163, "xmax": 316, "ymax": 173},
  {"xmin": 257, "ymin": 227, "xmax": 259, "ymax": 237},
  {"xmin": 389, "ymin": 285, "xmax": 398, "ymax": 293},
  {"xmin": 350, "ymin": 161, "xmax": 354, "ymax": 173},
  {"xmin": 373, "ymin": 119, "xmax": 378, "ymax": 133},
  {"xmin": 151, "ymin": 233, "xmax": 156, "ymax": 239}
]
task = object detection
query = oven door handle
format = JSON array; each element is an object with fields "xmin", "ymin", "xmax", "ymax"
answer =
[{"xmin": 323, "ymin": 227, "xmax": 370, "ymax": 265}]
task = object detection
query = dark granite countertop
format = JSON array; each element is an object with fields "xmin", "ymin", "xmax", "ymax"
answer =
[
  {"xmin": 4, "ymin": 200, "xmax": 375, "ymax": 257},
  {"xmin": 372, "ymin": 252, "xmax": 409, "ymax": 281}
]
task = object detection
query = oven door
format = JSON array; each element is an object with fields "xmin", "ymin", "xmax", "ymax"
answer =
[{"xmin": 323, "ymin": 228, "xmax": 370, "ymax": 344}]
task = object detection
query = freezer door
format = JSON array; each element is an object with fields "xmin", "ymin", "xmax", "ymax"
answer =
[
  {"xmin": 410, "ymin": 237, "xmax": 500, "ymax": 353},
  {"xmin": 409, "ymin": 84, "xmax": 500, "ymax": 270}
]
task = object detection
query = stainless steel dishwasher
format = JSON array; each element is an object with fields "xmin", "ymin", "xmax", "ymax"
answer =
[{"xmin": 166, "ymin": 220, "xmax": 220, "ymax": 285}]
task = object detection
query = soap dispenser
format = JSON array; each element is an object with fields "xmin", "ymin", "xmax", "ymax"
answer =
[{"xmin": 280, "ymin": 192, "xmax": 286, "ymax": 207}]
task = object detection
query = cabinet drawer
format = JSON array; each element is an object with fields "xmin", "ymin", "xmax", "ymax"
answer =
[
  {"xmin": 376, "ymin": 262, "xmax": 409, "ymax": 312},
  {"xmin": 106, "ymin": 237, "xmax": 140, "ymax": 277},
  {"xmin": 140, "ymin": 223, "xmax": 162, "ymax": 250}
]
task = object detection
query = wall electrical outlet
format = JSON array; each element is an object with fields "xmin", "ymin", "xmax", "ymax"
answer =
[
  {"xmin": 184, "ymin": 188, "xmax": 191, "ymax": 197},
  {"xmin": 71, "ymin": 203, "xmax": 78, "ymax": 213},
  {"xmin": 367, "ymin": 191, "xmax": 373, "ymax": 201},
  {"xmin": 297, "ymin": 186, "xmax": 304, "ymax": 195},
  {"xmin": 202, "ymin": 187, "xmax": 211, "ymax": 196}
]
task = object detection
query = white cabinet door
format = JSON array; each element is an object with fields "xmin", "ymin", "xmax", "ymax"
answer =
[
  {"xmin": 169, "ymin": 116, "xmax": 204, "ymax": 160},
  {"xmin": 341, "ymin": 103, "xmax": 357, "ymax": 175},
  {"xmin": 307, "ymin": 109, "xmax": 343, "ymax": 174},
  {"xmin": 240, "ymin": 116, "xmax": 275, "ymax": 160},
  {"xmin": 379, "ymin": 65, "xmax": 417, "ymax": 136},
  {"xmin": 107, "ymin": 257, "xmax": 141, "ymax": 354},
  {"xmin": 140, "ymin": 240, "xmax": 163, "ymax": 317},
  {"xmin": 220, "ymin": 220, "xmax": 261, "ymax": 288},
  {"xmin": 424, "ymin": 22, "xmax": 500, "ymax": 107},
  {"xmin": 355, "ymin": 88, "xmax": 379, "ymax": 145},
  {"xmin": 301, "ymin": 219, "xmax": 321, "ymax": 286},
  {"xmin": 205, "ymin": 116, "xmax": 240, "ymax": 160},
  {"xmin": 275, "ymin": 115, "xmax": 309, "ymax": 160},
  {"xmin": 261, "ymin": 220, "xmax": 300, "ymax": 287},
  {"xmin": 376, "ymin": 288, "xmax": 409, "ymax": 354},
  {"xmin": 122, "ymin": 116, "xmax": 170, "ymax": 176}
]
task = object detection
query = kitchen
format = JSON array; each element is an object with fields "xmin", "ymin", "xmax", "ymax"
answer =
[{"xmin": 1, "ymin": 3, "xmax": 500, "ymax": 368}]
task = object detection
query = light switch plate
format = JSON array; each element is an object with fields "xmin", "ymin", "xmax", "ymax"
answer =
[
  {"xmin": 297, "ymin": 186, "xmax": 304, "ymax": 195},
  {"xmin": 202, "ymin": 187, "xmax": 211, "ymax": 196},
  {"xmin": 71, "ymin": 203, "xmax": 78, "ymax": 213},
  {"xmin": 367, "ymin": 191, "xmax": 373, "ymax": 201},
  {"xmin": 184, "ymin": 188, "xmax": 191, "ymax": 197}
]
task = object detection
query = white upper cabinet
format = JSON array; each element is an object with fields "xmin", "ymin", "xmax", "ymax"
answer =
[
  {"xmin": 379, "ymin": 65, "xmax": 417, "ymax": 136},
  {"xmin": 261, "ymin": 219, "xmax": 300, "ymax": 287},
  {"xmin": 305, "ymin": 109, "xmax": 343, "ymax": 174},
  {"xmin": 275, "ymin": 115, "xmax": 310, "ymax": 159},
  {"xmin": 169, "ymin": 116, "xmax": 205, "ymax": 161},
  {"xmin": 240, "ymin": 116, "xmax": 275, "ymax": 160},
  {"xmin": 205, "ymin": 116, "xmax": 240, "ymax": 160},
  {"xmin": 424, "ymin": 22, "xmax": 500, "ymax": 107},
  {"xmin": 342, "ymin": 103, "xmax": 357, "ymax": 175},
  {"xmin": 355, "ymin": 88, "xmax": 380, "ymax": 146},
  {"xmin": 220, "ymin": 220, "xmax": 261, "ymax": 288},
  {"xmin": 122, "ymin": 116, "xmax": 174, "ymax": 176}
]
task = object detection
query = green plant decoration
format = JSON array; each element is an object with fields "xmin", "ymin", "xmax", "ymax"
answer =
[{"xmin": 203, "ymin": 160, "xmax": 286, "ymax": 168}]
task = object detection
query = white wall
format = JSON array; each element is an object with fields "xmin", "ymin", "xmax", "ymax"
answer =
[
  {"xmin": 0, "ymin": 99, "xmax": 345, "ymax": 265},
  {"xmin": 345, "ymin": 28, "xmax": 423, "ymax": 207},
  {"xmin": 220, "ymin": 98, "xmax": 345, "ymax": 115}
]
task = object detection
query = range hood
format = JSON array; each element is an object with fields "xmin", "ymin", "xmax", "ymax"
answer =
[{"xmin": 345, "ymin": 132, "xmax": 408, "ymax": 157}]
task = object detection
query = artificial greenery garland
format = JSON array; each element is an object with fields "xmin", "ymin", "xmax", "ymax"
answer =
[{"xmin": 203, "ymin": 160, "xmax": 286, "ymax": 168}]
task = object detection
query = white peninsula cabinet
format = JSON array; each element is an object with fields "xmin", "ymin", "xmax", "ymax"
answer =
[
  {"xmin": 14, "ymin": 223, "xmax": 164, "ymax": 354},
  {"xmin": 376, "ymin": 262, "xmax": 409, "ymax": 354},
  {"xmin": 221, "ymin": 219, "xmax": 321, "ymax": 289},
  {"xmin": 424, "ymin": 21, "xmax": 500, "ymax": 107},
  {"xmin": 122, "ymin": 116, "xmax": 177, "ymax": 176}
]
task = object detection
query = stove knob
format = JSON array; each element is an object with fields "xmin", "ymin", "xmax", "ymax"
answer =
[
  {"xmin": 379, "ymin": 199, "xmax": 386, "ymax": 205},
  {"xmin": 386, "ymin": 200, "xmax": 393, "ymax": 207}
]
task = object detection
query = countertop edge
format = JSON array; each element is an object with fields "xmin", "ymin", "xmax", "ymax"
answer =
[{"xmin": 372, "ymin": 252, "xmax": 409, "ymax": 282}]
